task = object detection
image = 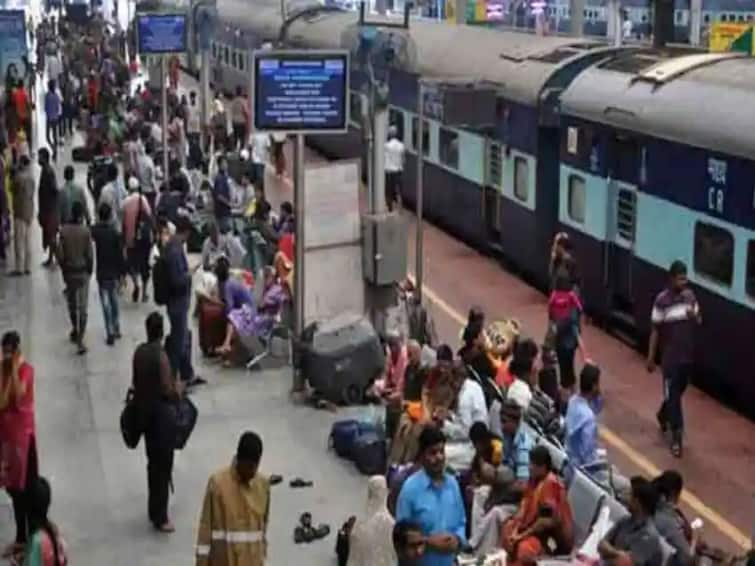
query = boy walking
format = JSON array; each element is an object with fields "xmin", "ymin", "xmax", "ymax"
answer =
[{"xmin": 91, "ymin": 202, "xmax": 124, "ymax": 345}]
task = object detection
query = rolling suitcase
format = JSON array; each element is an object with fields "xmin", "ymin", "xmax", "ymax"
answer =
[
  {"xmin": 352, "ymin": 431, "xmax": 387, "ymax": 476},
  {"xmin": 198, "ymin": 300, "xmax": 227, "ymax": 356},
  {"xmin": 302, "ymin": 314, "xmax": 385, "ymax": 405}
]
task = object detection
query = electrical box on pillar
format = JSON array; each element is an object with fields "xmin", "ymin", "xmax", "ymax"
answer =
[
  {"xmin": 653, "ymin": 0, "xmax": 675, "ymax": 46},
  {"xmin": 363, "ymin": 215, "xmax": 408, "ymax": 286}
]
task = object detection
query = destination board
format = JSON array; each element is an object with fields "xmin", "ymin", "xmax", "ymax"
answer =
[
  {"xmin": 253, "ymin": 50, "xmax": 349, "ymax": 134},
  {"xmin": 137, "ymin": 13, "xmax": 187, "ymax": 54}
]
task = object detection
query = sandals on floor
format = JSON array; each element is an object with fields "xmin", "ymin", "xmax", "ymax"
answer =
[
  {"xmin": 293, "ymin": 513, "xmax": 330, "ymax": 543},
  {"xmin": 289, "ymin": 477, "xmax": 313, "ymax": 488}
]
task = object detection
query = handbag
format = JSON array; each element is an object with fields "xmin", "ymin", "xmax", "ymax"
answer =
[
  {"xmin": 167, "ymin": 395, "xmax": 198, "ymax": 450},
  {"xmin": 134, "ymin": 191, "xmax": 152, "ymax": 247},
  {"xmin": 120, "ymin": 388, "xmax": 142, "ymax": 449}
]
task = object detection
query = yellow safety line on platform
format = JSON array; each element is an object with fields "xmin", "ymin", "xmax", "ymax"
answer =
[{"xmin": 409, "ymin": 275, "xmax": 751, "ymax": 550}]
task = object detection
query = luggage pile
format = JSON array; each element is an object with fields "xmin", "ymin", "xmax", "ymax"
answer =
[
  {"xmin": 329, "ymin": 419, "xmax": 387, "ymax": 476},
  {"xmin": 300, "ymin": 314, "xmax": 385, "ymax": 406}
]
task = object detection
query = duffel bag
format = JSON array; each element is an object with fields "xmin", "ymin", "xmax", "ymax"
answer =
[
  {"xmin": 120, "ymin": 389, "xmax": 142, "ymax": 449},
  {"xmin": 329, "ymin": 420, "xmax": 378, "ymax": 459},
  {"xmin": 352, "ymin": 432, "xmax": 387, "ymax": 476},
  {"xmin": 167, "ymin": 396, "xmax": 199, "ymax": 450}
]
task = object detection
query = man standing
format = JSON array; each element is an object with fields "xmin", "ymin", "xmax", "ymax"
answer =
[
  {"xmin": 230, "ymin": 86, "xmax": 249, "ymax": 151},
  {"xmin": 212, "ymin": 155, "xmax": 232, "ymax": 233},
  {"xmin": 396, "ymin": 426, "xmax": 466, "ymax": 566},
  {"xmin": 99, "ymin": 163, "xmax": 127, "ymax": 232},
  {"xmin": 646, "ymin": 260, "xmax": 701, "ymax": 458},
  {"xmin": 37, "ymin": 148, "xmax": 59, "ymax": 267},
  {"xmin": 10, "ymin": 156, "xmax": 34, "ymax": 276},
  {"xmin": 44, "ymin": 79, "xmax": 62, "ymax": 160},
  {"xmin": 250, "ymin": 131, "xmax": 270, "ymax": 191},
  {"xmin": 384, "ymin": 125, "xmax": 405, "ymax": 212},
  {"xmin": 59, "ymin": 165, "xmax": 91, "ymax": 226},
  {"xmin": 196, "ymin": 431, "xmax": 270, "ymax": 566},
  {"xmin": 162, "ymin": 215, "xmax": 204, "ymax": 387},
  {"xmin": 91, "ymin": 203, "xmax": 123, "ymax": 345},
  {"xmin": 186, "ymin": 91, "xmax": 202, "ymax": 155},
  {"xmin": 132, "ymin": 312, "xmax": 180, "ymax": 533},
  {"xmin": 57, "ymin": 201, "xmax": 93, "ymax": 354},
  {"xmin": 122, "ymin": 177, "xmax": 153, "ymax": 303}
]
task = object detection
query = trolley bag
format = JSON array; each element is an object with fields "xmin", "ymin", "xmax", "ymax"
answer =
[
  {"xmin": 168, "ymin": 396, "xmax": 198, "ymax": 450},
  {"xmin": 120, "ymin": 388, "xmax": 142, "ymax": 449},
  {"xmin": 352, "ymin": 431, "xmax": 387, "ymax": 476},
  {"xmin": 329, "ymin": 420, "xmax": 377, "ymax": 459},
  {"xmin": 199, "ymin": 299, "xmax": 227, "ymax": 356},
  {"xmin": 302, "ymin": 314, "xmax": 385, "ymax": 405}
]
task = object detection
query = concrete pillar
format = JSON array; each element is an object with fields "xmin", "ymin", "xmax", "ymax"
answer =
[
  {"xmin": 455, "ymin": 0, "xmax": 466, "ymax": 23},
  {"xmin": 689, "ymin": 0, "xmax": 702, "ymax": 46},
  {"xmin": 569, "ymin": 0, "xmax": 585, "ymax": 36}
]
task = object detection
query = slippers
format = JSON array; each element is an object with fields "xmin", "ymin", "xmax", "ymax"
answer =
[
  {"xmin": 290, "ymin": 477, "xmax": 313, "ymax": 488},
  {"xmin": 312, "ymin": 524, "xmax": 330, "ymax": 541},
  {"xmin": 293, "ymin": 513, "xmax": 330, "ymax": 543},
  {"xmin": 269, "ymin": 474, "xmax": 283, "ymax": 486}
]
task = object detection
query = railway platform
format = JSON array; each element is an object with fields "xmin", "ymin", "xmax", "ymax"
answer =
[{"xmin": 263, "ymin": 136, "xmax": 754, "ymax": 556}]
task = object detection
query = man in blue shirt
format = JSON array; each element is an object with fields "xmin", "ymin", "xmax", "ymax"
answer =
[
  {"xmin": 565, "ymin": 363, "xmax": 602, "ymax": 475},
  {"xmin": 212, "ymin": 155, "xmax": 233, "ymax": 234},
  {"xmin": 396, "ymin": 426, "xmax": 466, "ymax": 566},
  {"xmin": 44, "ymin": 79, "xmax": 62, "ymax": 161},
  {"xmin": 500, "ymin": 399, "xmax": 533, "ymax": 485}
]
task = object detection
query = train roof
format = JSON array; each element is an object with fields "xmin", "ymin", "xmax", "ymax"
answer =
[
  {"xmin": 223, "ymin": 0, "xmax": 616, "ymax": 105},
  {"xmin": 560, "ymin": 51, "xmax": 755, "ymax": 161}
]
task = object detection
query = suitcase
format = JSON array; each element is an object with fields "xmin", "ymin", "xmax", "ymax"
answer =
[
  {"xmin": 352, "ymin": 431, "xmax": 387, "ymax": 476},
  {"xmin": 302, "ymin": 314, "xmax": 385, "ymax": 405},
  {"xmin": 199, "ymin": 300, "xmax": 226, "ymax": 356},
  {"xmin": 329, "ymin": 419, "xmax": 378, "ymax": 459}
]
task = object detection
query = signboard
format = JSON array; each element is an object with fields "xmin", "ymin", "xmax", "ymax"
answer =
[
  {"xmin": 0, "ymin": 10, "xmax": 26, "ymax": 83},
  {"xmin": 253, "ymin": 50, "xmax": 349, "ymax": 134},
  {"xmin": 136, "ymin": 13, "xmax": 187, "ymax": 54},
  {"xmin": 709, "ymin": 22, "xmax": 754, "ymax": 54}
]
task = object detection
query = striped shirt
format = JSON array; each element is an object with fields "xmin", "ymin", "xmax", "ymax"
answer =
[{"xmin": 651, "ymin": 287, "xmax": 698, "ymax": 368}]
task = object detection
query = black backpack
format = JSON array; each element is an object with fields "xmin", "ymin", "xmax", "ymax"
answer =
[{"xmin": 152, "ymin": 252, "xmax": 171, "ymax": 306}]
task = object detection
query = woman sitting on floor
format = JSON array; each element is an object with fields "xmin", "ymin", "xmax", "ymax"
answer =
[
  {"xmin": 208, "ymin": 256, "xmax": 253, "ymax": 361},
  {"xmin": 216, "ymin": 264, "xmax": 290, "ymax": 365}
]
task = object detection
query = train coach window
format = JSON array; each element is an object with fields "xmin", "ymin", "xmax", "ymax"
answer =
[
  {"xmin": 224, "ymin": 47, "xmax": 230, "ymax": 65},
  {"xmin": 389, "ymin": 108, "xmax": 405, "ymax": 141},
  {"xmin": 439, "ymin": 128, "xmax": 459, "ymax": 169},
  {"xmin": 412, "ymin": 117, "xmax": 430, "ymax": 156},
  {"xmin": 568, "ymin": 175, "xmax": 586, "ymax": 223},
  {"xmin": 231, "ymin": 51, "xmax": 237, "ymax": 69},
  {"xmin": 694, "ymin": 222, "xmax": 734, "ymax": 287},
  {"xmin": 747, "ymin": 241, "xmax": 755, "ymax": 298},
  {"xmin": 514, "ymin": 157, "xmax": 529, "ymax": 202}
]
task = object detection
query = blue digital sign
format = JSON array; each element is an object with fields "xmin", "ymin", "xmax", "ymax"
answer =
[
  {"xmin": 254, "ymin": 51, "xmax": 349, "ymax": 134},
  {"xmin": 137, "ymin": 13, "xmax": 187, "ymax": 54},
  {"xmin": 0, "ymin": 10, "xmax": 27, "ymax": 83}
]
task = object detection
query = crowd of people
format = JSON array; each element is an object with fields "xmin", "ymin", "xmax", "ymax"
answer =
[
  {"xmin": 336, "ymin": 234, "xmax": 733, "ymax": 565},
  {"xmin": 0, "ymin": 6, "xmax": 301, "ymax": 564}
]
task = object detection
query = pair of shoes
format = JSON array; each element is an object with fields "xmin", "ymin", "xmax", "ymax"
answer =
[
  {"xmin": 77, "ymin": 342, "xmax": 88, "ymax": 355},
  {"xmin": 8, "ymin": 270, "xmax": 22, "ymax": 277},
  {"xmin": 269, "ymin": 474, "xmax": 283, "ymax": 486},
  {"xmin": 23, "ymin": 270, "xmax": 30, "ymax": 275},
  {"xmin": 293, "ymin": 512, "xmax": 330, "ymax": 544},
  {"xmin": 289, "ymin": 478, "xmax": 313, "ymax": 488},
  {"xmin": 69, "ymin": 329, "xmax": 78, "ymax": 343},
  {"xmin": 106, "ymin": 335, "xmax": 115, "ymax": 346},
  {"xmin": 188, "ymin": 376, "xmax": 208, "ymax": 387}
]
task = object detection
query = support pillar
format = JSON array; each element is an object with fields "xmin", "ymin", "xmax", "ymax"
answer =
[{"xmin": 569, "ymin": 0, "xmax": 585, "ymax": 36}]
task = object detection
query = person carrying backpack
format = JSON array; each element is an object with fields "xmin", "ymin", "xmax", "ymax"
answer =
[{"xmin": 547, "ymin": 275, "xmax": 588, "ymax": 398}]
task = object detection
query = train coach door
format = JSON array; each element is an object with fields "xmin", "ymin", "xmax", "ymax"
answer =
[
  {"xmin": 483, "ymin": 139, "xmax": 503, "ymax": 252},
  {"xmin": 604, "ymin": 135, "xmax": 639, "ymax": 327}
]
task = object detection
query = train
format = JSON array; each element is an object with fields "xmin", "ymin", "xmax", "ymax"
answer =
[{"xmin": 201, "ymin": 0, "xmax": 755, "ymax": 416}]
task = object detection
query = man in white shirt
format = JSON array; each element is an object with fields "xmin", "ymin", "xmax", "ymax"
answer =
[
  {"xmin": 186, "ymin": 91, "xmax": 201, "ymax": 144},
  {"xmin": 622, "ymin": 11, "xmax": 633, "ymax": 39},
  {"xmin": 98, "ymin": 163, "xmax": 128, "ymax": 233},
  {"xmin": 250, "ymin": 131, "xmax": 270, "ymax": 191},
  {"xmin": 384, "ymin": 125, "xmax": 405, "ymax": 212},
  {"xmin": 506, "ymin": 352, "xmax": 535, "ymax": 411},
  {"xmin": 442, "ymin": 371, "xmax": 488, "ymax": 470}
]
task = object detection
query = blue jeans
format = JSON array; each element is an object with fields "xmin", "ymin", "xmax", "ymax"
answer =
[
  {"xmin": 167, "ymin": 298, "xmax": 194, "ymax": 382},
  {"xmin": 98, "ymin": 279, "xmax": 121, "ymax": 338}
]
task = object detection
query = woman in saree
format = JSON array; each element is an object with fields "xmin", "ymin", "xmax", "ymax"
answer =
[
  {"xmin": 388, "ymin": 345, "xmax": 463, "ymax": 466},
  {"xmin": 0, "ymin": 331, "xmax": 37, "ymax": 560},
  {"xmin": 217, "ymin": 265, "xmax": 289, "ymax": 365},
  {"xmin": 501, "ymin": 445, "xmax": 574, "ymax": 565}
]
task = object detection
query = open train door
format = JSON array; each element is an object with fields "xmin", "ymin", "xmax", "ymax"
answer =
[{"xmin": 604, "ymin": 133, "xmax": 640, "ymax": 336}]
